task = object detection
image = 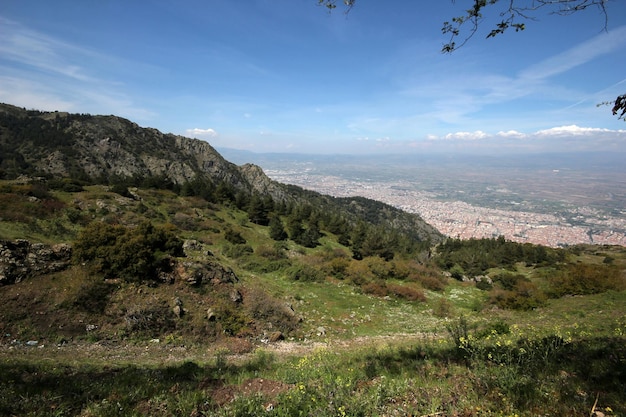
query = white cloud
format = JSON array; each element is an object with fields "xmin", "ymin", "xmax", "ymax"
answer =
[
  {"xmin": 443, "ymin": 130, "xmax": 488, "ymax": 141},
  {"xmin": 496, "ymin": 130, "xmax": 526, "ymax": 138},
  {"xmin": 534, "ymin": 125, "xmax": 626, "ymax": 137},
  {"xmin": 185, "ymin": 128, "xmax": 218, "ymax": 138},
  {"xmin": 423, "ymin": 125, "xmax": 626, "ymax": 152}
]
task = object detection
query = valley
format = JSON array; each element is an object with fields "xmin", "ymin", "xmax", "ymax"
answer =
[
  {"xmin": 220, "ymin": 150, "xmax": 626, "ymax": 247},
  {"xmin": 0, "ymin": 107, "xmax": 624, "ymax": 416}
]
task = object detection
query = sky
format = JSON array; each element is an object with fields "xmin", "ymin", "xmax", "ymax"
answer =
[{"xmin": 1, "ymin": 0, "xmax": 626, "ymax": 155}]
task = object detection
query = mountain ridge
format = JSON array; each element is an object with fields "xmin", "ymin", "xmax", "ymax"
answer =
[{"xmin": 0, "ymin": 102, "xmax": 442, "ymax": 243}]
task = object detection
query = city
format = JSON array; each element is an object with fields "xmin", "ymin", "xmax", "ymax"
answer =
[{"xmin": 263, "ymin": 168, "xmax": 626, "ymax": 248}]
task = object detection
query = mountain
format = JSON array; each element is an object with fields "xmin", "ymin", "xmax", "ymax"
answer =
[{"xmin": 0, "ymin": 103, "xmax": 441, "ymax": 243}]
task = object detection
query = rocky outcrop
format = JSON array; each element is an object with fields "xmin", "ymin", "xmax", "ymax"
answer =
[
  {"xmin": 0, "ymin": 103, "xmax": 250, "ymax": 189},
  {"xmin": 238, "ymin": 163, "xmax": 291, "ymax": 202},
  {"xmin": 176, "ymin": 261, "xmax": 239, "ymax": 286},
  {"xmin": 0, "ymin": 240, "xmax": 72, "ymax": 285}
]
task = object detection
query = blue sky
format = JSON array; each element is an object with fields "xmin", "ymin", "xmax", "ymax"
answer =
[{"xmin": 1, "ymin": 0, "xmax": 626, "ymax": 154}]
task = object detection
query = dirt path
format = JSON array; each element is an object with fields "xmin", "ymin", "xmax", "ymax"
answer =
[{"xmin": 0, "ymin": 332, "xmax": 442, "ymax": 365}]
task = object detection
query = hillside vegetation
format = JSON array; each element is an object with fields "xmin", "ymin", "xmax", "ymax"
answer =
[{"xmin": 0, "ymin": 104, "xmax": 625, "ymax": 416}]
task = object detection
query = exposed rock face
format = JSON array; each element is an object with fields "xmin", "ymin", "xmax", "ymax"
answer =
[
  {"xmin": 0, "ymin": 240, "xmax": 72, "ymax": 285},
  {"xmin": 238, "ymin": 163, "xmax": 291, "ymax": 202},
  {"xmin": 0, "ymin": 104, "xmax": 250, "ymax": 189}
]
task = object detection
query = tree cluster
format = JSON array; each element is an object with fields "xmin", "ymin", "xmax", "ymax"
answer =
[{"xmin": 435, "ymin": 236, "xmax": 565, "ymax": 277}]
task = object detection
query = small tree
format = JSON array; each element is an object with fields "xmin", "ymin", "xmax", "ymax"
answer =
[{"xmin": 269, "ymin": 215, "xmax": 288, "ymax": 241}]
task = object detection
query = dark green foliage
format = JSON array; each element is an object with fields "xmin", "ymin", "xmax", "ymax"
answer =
[
  {"xmin": 224, "ymin": 228, "xmax": 246, "ymax": 245},
  {"xmin": 180, "ymin": 177, "xmax": 216, "ymax": 202},
  {"xmin": 286, "ymin": 216, "xmax": 305, "ymax": 242},
  {"xmin": 489, "ymin": 273, "xmax": 546, "ymax": 310},
  {"xmin": 476, "ymin": 320, "xmax": 510, "ymax": 339},
  {"xmin": 363, "ymin": 281, "xmax": 426, "ymax": 302},
  {"xmin": 492, "ymin": 272, "xmax": 529, "ymax": 291},
  {"xmin": 297, "ymin": 226, "xmax": 321, "ymax": 248},
  {"xmin": 548, "ymin": 263, "xmax": 625, "ymax": 296},
  {"xmin": 47, "ymin": 178, "xmax": 86, "ymax": 192},
  {"xmin": 0, "ymin": 110, "xmax": 77, "ymax": 179},
  {"xmin": 475, "ymin": 279, "xmax": 493, "ymax": 291},
  {"xmin": 353, "ymin": 224, "xmax": 396, "ymax": 260},
  {"xmin": 269, "ymin": 215, "xmax": 288, "ymax": 241},
  {"xmin": 247, "ymin": 193, "xmax": 272, "ymax": 225},
  {"xmin": 285, "ymin": 207, "xmax": 321, "ymax": 247},
  {"xmin": 287, "ymin": 263, "xmax": 324, "ymax": 282},
  {"xmin": 109, "ymin": 183, "xmax": 132, "ymax": 198},
  {"xmin": 449, "ymin": 264, "xmax": 465, "ymax": 280},
  {"xmin": 73, "ymin": 221, "xmax": 183, "ymax": 282},
  {"xmin": 436, "ymin": 236, "xmax": 565, "ymax": 276},
  {"xmin": 215, "ymin": 182, "xmax": 235, "ymax": 203},
  {"xmin": 222, "ymin": 243, "xmax": 254, "ymax": 259}
]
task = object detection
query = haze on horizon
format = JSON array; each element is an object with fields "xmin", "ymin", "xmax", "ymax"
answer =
[{"xmin": 1, "ymin": 1, "xmax": 626, "ymax": 155}]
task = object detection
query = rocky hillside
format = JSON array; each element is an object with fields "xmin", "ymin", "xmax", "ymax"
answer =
[{"xmin": 0, "ymin": 103, "xmax": 442, "ymax": 243}]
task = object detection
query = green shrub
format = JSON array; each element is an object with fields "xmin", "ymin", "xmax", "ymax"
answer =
[
  {"xmin": 548, "ymin": 263, "xmax": 625, "ymax": 296},
  {"xmin": 224, "ymin": 228, "xmax": 246, "ymax": 244},
  {"xmin": 449, "ymin": 264, "xmax": 465, "ymax": 280},
  {"xmin": 326, "ymin": 256, "xmax": 350, "ymax": 279},
  {"xmin": 256, "ymin": 244, "xmax": 287, "ymax": 261},
  {"xmin": 244, "ymin": 286, "xmax": 300, "ymax": 334},
  {"xmin": 242, "ymin": 258, "xmax": 292, "ymax": 274},
  {"xmin": 492, "ymin": 272, "xmax": 529, "ymax": 291},
  {"xmin": 73, "ymin": 221, "xmax": 183, "ymax": 282},
  {"xmin": 109, "ymin": 183, "xmax": 132, "ymax": 198},
  {"xmin": 222, "ymin": 243, "xmax": 253, "ymax": 259},
  {"xmin": 287, "ymin": 264, "xmax": 324, "ymax": 282},
  {"xmin": 488, "ymin": 280, "xmax": 546, "ymax": 310}
]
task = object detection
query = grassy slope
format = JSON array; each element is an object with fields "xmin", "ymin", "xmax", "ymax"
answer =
[{"xmin": 0, "ymin": 181, "xmax": 625, "ymax": 416}]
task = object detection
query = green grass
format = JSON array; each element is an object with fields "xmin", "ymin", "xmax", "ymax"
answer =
[
  {"xmin": 2, "ymin": 318, "xmax": 624, "ymax": 416},
  {"xmin": 1, "ymin": 180, "xmax": 625, "ymax": 416}
]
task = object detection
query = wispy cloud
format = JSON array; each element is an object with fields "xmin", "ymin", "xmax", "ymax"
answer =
[
  {"xmin": 0, "ymin": 17, "xmax": 154, "ymax": 121},
  {"xmin": 519, "ymin": 25, "xmax": 626, "ymax": 81},
  {"xmin": 429, "ymin": 125, "xmax": 626, "ymax": 140},
  {"xmin": 0, "ymin": 17, "xmax": 97, "ymax": 82},
  {"xmin": 390, "ymin": 25, "xmax": 626, "ymax": 134}
]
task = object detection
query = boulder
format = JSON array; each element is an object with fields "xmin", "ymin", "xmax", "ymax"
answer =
[
  {"xmin": 177, "ymin": 261, "xmax": 239, "ymax": 286},
  {"xmin": 230, "ymin": 289, "xmax": 243, "ymax": 303}
]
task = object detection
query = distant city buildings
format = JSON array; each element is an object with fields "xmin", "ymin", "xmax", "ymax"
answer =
[{"xmin": 266, "ymin": 170, "xmax": 626, "ymax": 248}]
